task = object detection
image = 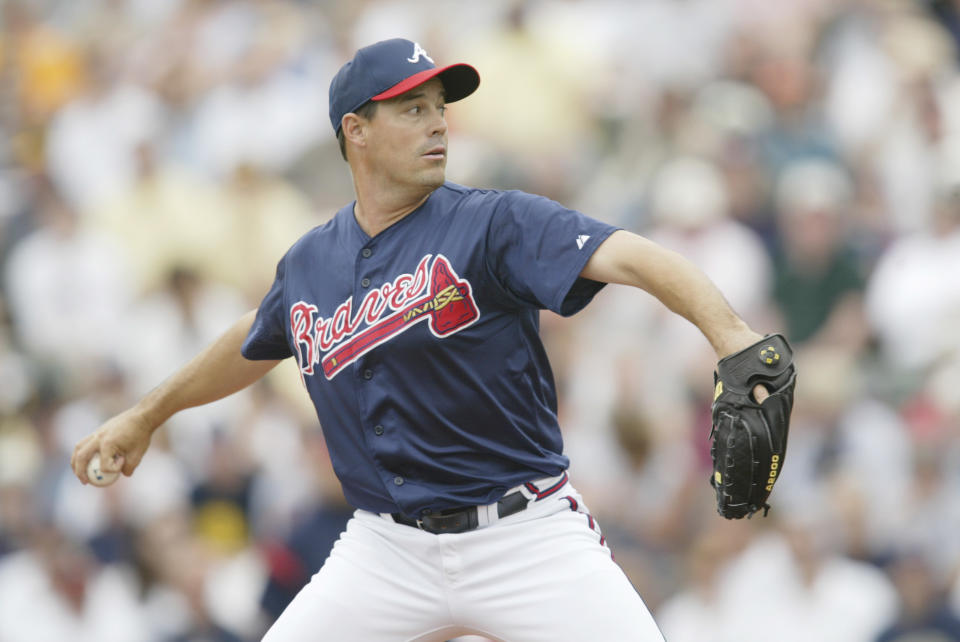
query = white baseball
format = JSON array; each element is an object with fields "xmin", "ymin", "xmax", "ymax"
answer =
[{"xmin": 87, "ymin": 453, "xmax": 120, "ymax": 487}]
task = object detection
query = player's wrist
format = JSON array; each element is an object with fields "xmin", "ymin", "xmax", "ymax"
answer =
[
  {"xmin": 130, "ymin": 395, "xmax": 168, "ymax": 435},
  {"xmin": 710, "ymin": 323, "xmax": 763, "ymax": 360}
]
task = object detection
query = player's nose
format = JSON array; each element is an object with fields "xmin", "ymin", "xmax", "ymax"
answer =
[{"xmin": 428, "ymin": 106, "xmax": 447, "ymax": 137}]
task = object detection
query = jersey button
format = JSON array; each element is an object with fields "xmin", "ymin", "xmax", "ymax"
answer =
[
  {"xmin": 360, "ymin": 277, "xmax": 371, "ymax": 288},
  {"xmin": 361, "ymin": 248, "xmax": 372, "ymax": 258},
  {"xmin": 374, "ymin": 424, "xmax": 384, "ymax": 435},
  {"xmin": 394, "ymin": 476, "xmax": 404, "ymax": 486},
  {"xmin": 363, "ymin": 369, "xmax": 373, "ymax": 380}
]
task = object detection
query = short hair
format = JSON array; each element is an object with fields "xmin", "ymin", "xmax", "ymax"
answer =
[{"xmin": 337, "ymin": 101, "xmax": 379, "ymax": 162}]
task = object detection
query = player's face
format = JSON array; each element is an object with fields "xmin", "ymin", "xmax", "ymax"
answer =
[{"xmin": 367, "ymin": 78, "xmax": 448, "ymax": 191}]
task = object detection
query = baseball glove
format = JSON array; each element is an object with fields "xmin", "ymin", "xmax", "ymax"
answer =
[{"xmin": 709, "ymin": 334, "xmax": 796, "ymax": 519}]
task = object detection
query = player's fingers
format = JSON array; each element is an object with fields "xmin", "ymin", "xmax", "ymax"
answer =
[
  {"xmin": 72, "ymin": 436, "xmax": 98, "ymax": 484},
  {"xmin": 99, "ymin": 443, "xmax": 125, "ymax": 474},
  {"xmin": 753, "ymin": 384, "xmax": 770, "ymax": 404},
  {"xmin": 70, "ymin": 438, "xmax": 84, "ymax": 477}
]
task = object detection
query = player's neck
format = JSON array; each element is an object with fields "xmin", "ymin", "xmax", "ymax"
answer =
[{"xmin": 352, "ymin": 177, "xmax": 434, "ymax": 238}]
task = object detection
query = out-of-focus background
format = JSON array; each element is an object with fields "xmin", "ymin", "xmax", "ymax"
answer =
[{"xmin": 1, "ymin": 1, "xmax": 960, "ymax": 641}]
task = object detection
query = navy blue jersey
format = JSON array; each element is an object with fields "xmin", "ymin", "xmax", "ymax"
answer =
[{"xmin": 243, "ymin": 182, "xmax": 618, "ymax": 516}]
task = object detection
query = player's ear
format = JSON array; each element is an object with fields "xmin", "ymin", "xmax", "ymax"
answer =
[{"xmin": 342, "ymin": 113, "xmax": 367, "ymax": 152}]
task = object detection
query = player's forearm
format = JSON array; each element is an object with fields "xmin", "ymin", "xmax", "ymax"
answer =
[
  {"xmin": 646, "ymin": 258, "xmax": 760, "ymax": 358},
  {"xmin": 134, "ymin": 309, "xmax": 281, "ymax": 431},
  {"xmin": 582, "ymin": 230, "xmax": 761, "ymax": 357}
]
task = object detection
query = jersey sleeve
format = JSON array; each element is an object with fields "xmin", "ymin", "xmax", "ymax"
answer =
[
  {"xmin": 242, "ymin": 258, "xmax": 293, "ymax": 360},
  {"xmin": 485, "ymin": 191, "xmax": 619, "ymax": 316}
]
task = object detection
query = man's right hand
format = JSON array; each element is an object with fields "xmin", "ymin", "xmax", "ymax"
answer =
[
  {"xmin": 69, "ymin": 310, "xmax": 279, "ymax": 486},
  {"xmin": 70, "ymin": 408, "xmax": 155, "ymax": 484}
]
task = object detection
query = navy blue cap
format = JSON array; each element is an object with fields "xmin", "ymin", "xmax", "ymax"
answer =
[{"xmin": 329, "ymin": 38, "xmax": 480, "ymax": 134}]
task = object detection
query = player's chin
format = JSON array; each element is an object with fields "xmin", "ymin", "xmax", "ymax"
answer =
[{"xmin": 417, "ymin": 165, "xmax": 446, "ymax": 189}]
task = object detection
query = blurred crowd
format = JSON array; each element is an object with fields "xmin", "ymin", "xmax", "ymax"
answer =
[{"xmin": 1, "ymin": 0, "xmax": 960, "ymax": 641}]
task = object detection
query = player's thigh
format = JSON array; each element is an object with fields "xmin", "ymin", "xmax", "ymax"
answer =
[
  {"xmin": 534, "ymin": 554, "xmax": 664, "ymax": 641},
  {"xmin": 262, "ymin": 512, "xmax": 447, "ymax": 642},
  {"xmin": 461, "ymin": 508, "xmax": 665, "ymax": 642}
]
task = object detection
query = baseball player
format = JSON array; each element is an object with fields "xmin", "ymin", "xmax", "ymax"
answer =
[{"xmin": 71, "ymin": 39, "xmax": 779, "ymax": 641}]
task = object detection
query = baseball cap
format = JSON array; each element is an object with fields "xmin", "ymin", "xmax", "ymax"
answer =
[{"xmin": 329, "ymin": 38, "xmax": 480, "ymax": 134}]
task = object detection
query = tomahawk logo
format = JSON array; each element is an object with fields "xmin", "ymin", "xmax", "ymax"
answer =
[
  {"xmin": 290, "ymin": 254, "xmax": 479, "ymax": 380},
  {"xmin": 407, "ymin": 42, "xmax": 434, "ymax": 64}
]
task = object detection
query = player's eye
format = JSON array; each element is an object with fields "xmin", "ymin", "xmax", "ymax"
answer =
[{"xmin": 408, "ymin": 105, "xmax": 422, "ymax": 115}]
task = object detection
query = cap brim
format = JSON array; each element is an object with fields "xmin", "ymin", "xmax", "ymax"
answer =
[{"xmin": 371, "ymin": 63, "xmax": 480, "ymax": 103}]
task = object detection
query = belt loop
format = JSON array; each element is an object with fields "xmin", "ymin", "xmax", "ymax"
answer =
[
  {"xmin": 517, "ymin": 483, "xmax": 538, "ymax": 502},
  {"xmin": 481, "ymin": 502, "xmax": 497, "ymax": 527}
]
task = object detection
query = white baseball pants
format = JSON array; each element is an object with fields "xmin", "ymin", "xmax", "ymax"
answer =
[{"xmin": 261, "ymin": 477, "xmax": 665, "ymax": 641}]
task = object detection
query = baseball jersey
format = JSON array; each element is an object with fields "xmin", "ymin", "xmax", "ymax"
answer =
[{"xmin": 242, "ymin": 182, "xmax": 618, "ymax": 517}]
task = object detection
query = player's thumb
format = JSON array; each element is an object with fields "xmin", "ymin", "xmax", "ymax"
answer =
[
  {"xmin": 753, "ymin": 383, "xmax": 770, "ymax": 404},
  {"xmin": 99, "ymin": 444, "xmax": 125, "ymax": 474},
  {"xmin": 120, "ymin": 450, "xmax": 145, "ymax": 477}
]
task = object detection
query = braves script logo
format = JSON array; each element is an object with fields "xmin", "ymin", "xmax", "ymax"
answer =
[{"xmin": 290, "ymin": 254, "xmax": 479, "ymax": 380}]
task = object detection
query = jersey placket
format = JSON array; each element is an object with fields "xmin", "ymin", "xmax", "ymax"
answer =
[{"xmin": 351, "ymin": 241, "xmax": 409, "ymax": 502}]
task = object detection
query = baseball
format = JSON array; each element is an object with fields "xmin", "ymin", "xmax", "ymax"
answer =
[{"xmin": 87, "ymin": 453, "xmax": 119, "ymax": 487}]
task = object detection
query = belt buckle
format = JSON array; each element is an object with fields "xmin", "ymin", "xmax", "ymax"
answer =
[{"xmin": 419, "ymin": 508, "xmax": 478, "ymax": 534}]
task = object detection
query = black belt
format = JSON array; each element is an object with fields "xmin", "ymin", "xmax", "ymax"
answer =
[{"xmin": 392, "ymin": 490, "xmax": 530, "ymax": 534}]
